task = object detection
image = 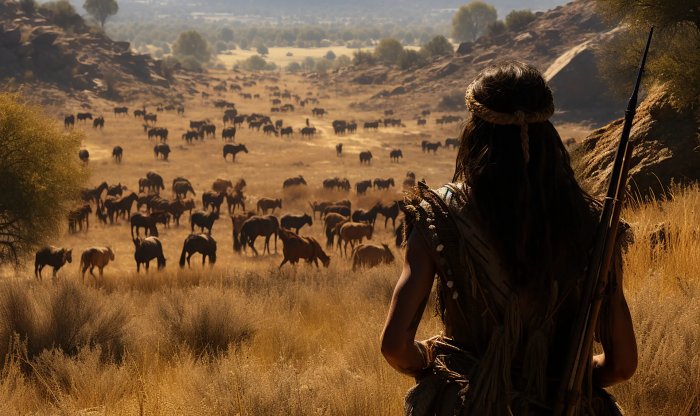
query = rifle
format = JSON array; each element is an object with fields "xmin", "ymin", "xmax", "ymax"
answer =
[{"xmin": 554, "ymin": 27, "xmax": 654, "ymax": 416}]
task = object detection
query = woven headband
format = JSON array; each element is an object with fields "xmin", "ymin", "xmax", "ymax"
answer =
[{"xmin": 465, "ymin": 82, "xmax": 554, "ymax": 163}]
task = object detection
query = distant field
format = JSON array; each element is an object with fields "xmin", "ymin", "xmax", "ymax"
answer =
[{"xmin": 216, "ymin": 45, "xmax": 421, "ymax": 67}]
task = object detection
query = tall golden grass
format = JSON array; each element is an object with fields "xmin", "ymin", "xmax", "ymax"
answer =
[{"xmin": 0, "ymin": 185, "xmax": 697, "ymax": 415}]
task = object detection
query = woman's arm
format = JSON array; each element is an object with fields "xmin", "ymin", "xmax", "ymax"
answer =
[
  {"xmin": 592, "ymin": 252, "xmax": 638, "ymax": 387},
  {"xmin": 381, "ymin": 229, "xmax": 437, "ymax": 376}
]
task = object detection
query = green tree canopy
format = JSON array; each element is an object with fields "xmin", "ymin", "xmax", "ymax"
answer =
[
  {"xmin": 256, "ymin": 44, "xmax": 269, "ymax": 56},
  {"xmin": 220, "ymin": 27, "xmax": 234, "ymax": 42},
  {"xmin": 0, "ymin": 94, "xmax": 86, "ymax": 264},
  {"xmin": 452, "ymin": 1, "xmax": 497, "ymax": 42},
  {"xmin": 399, "ymin": 49, "xmax": 426, "ymax": 69},
  {"xmin": 40, "ymin": 0, "xmax": 84, "ymax": 30},
  {"xmin": 420, "ymin": 35, "xmax": 454, "ymax": 58},
  {"xmin": 83, "ymin": 0, "xmax": 118, "ymax": 29},
  {"xmin": 374, "ymin": 38, "xmax": 404, "ymax": 65},
  {"xmin": 596, "ymin": 0, "xmax": 700, "ymax": 107},
  {"xmin": 173, "ymin": 30, "xmax": 211, "ymax": 63},
  {"xmin": 505, "ymin": 9, "xmax": 536, "ymax": 32},
  {"xmin": 487, "ymin": 20, "xmax": 507, "ymax": 37},
  {"xmin": 324, "ymin": 50, "xmax": 336, "ymax": 61}
]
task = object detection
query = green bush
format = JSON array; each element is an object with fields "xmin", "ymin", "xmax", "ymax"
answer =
[
  {"xmin": 398, "ymin": 49, "xmax": 427, "ymax": 69},
  {"xmin": 452, "ymin": 1, "xmax": 497, "ymax": 42},
  {"xmin": 505, "ymin": 9, "xmax": 536, "ymax": 31},
  {"xmin": 420, "ymin": 35, "xmax": 453, "ymax": 58},
  {"xmin": 374, "ymin": 38, "xmax": 404, "ymax": 65},
  {"xmin": 487, "ymin": 20, "xmax": 507, "ymax": 37}
]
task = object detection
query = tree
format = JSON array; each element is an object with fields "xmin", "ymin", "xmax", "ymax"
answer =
[
  {"xmin": 505, "ymin": 9, "xmax": 536, "ymax": 32},
  {"xmin": 40, "ymin": 0, "xmax": 84, "ymax": 31},
  {"xmin": 256, "ymin": 44, "xmax": 269, "ymax": 56},
  {"xmin": 596, "ymin": 0, "xmax": 700, "ymax": 107},
  {"xmin": 0, "ymin": 94, "xmax": 86, "ymax": 264},
  {"xmin": 220, "ymin": 27, "xmax": 234, "ymax": 42},
  {"xmin": 452, "ymin": 1, "xmax": 498, "ymax": 42},
  {"xmin": 324, "ymin": 50, "xmax": 336, "ymax": 61},
  {"xmin": 487, "ymin": 20, "xmax": 507, "ymax": 37},
  {"xmin": 420, "ymin": 35, "xmax": 454, "ymax": 58},
  {"xmin": 352, "ymin": 50, "xmax": 376, "ymax": 66},
  {"xmin": 173, "ymin": 30, "xmax": 211, "ymax": 63},
  {"xmin": 83, "ymin": 0, "xmax": 118, "ymax": 29},
  {"xmin": 399, "ymin": 49, "xmax": 427, "ymax": 69},
  {"xmin": 374, "ymin": 38, "xmax": 404, "ymax": 65}
]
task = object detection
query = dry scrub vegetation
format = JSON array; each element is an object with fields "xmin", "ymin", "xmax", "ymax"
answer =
[{"xmin": 0, "ymin": 186, "xmax": 697, "ymax": 415}]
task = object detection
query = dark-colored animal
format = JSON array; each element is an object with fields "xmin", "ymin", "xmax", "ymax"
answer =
[
  {"xmin": 133, "ymin": 237, "xmax": 166, "ymax": 272},
  {"xmin": 182, "ymin": 130, "xmax": 199, "ymax": 143},
  {"xmin": 226, "ymin": 190, "xmax": 246, "ymax": 214},
  {"xmin": 263, "ymin": 125, "xmax": 278, "ymax": 136},
  {"xmin": 323, "ymin": 177, "xmax": 351, "ymax": 192},
  {"xmin": 130, "ymin": 213, "xmax": 160, "ymax": 237},
  {"xmin": 351, "ymin": 243, "xmax": 395, "ymax": 271},
  {"xmin": 202, "ymin": 191, "xmax": 226, "ymax": 213},
  {"xmin": 280, "ymin": 126, "xmax": 293, "ymax": 137},
  {"xmin": 113, "ymin": 106, "xmax": 128, "ymax": 116},
  {"xmin": 280, "ymin": 213, "xmax": 313, "ymax": 234},
  {"xmin": 79, "ymin": 149, "xmax": 89, "ymax": 163},
  {"xmin": 338, "ymin": 222, "xmax": 374, "ymax": 257},
  {"xmin": 323, "ymin": 213, "xmax": 349, "ymax": 248},
  {"xmin": 80, "ymin": 247, "xmax": 115, "ymax": 280},
  {"xmin": 300, "ymin": 127, "xmax": 316, "ymax": 137},
  {"xmin": 112, "ymin": 146, "xmax": 123, "ymax": 163},
  {"xmin": 34, "ymin": 246, "xmax": 72, "ymax": 279},
  {"xmin": 355, "ymin": 180, "xmax": 372, "ymax": 195},
  {"xmin": 323, "ymin": 205, "xmax": 351, "ymax": 218},
  {"xmin": 283, "ymin": 175, "xmax": 307, "ymax": 188},
  {"xmin": 390, "ymin": 149, "xmax": 403, "ymax": 162},
  {"xmin": 373, "ymin": 178, "xmax": 395, "ymax": 190},
  {"xmin": 352, "ymin": 204, "xmax": 381, "ymax": 227},
  {"xmin": 103, "ymin": 192, "xmax": 139, "ymax": 223},
  {"xmin": 68, "ymin": 204, "xmax": 92, "ymax": 233},
  {"xmin": 82, "ymin": 182, "xmax": 108, "ymax": 204},
  {"xmin": 257, "ymin": 198, "xmax": 282, "ymax": 214},
  {"xmin": 144, "ymin": 113, "xmax": 157, "ymax": 124},
  {"xmin": 179, "ymin": 234, "xmax": 216, "ymax": 267},
  {"xmin": 212, "ymin": 178, "xmax": 233, "ymax": 194},
  {"xmin": 77, "ymin": 112, "xmax": 93, "ymax": 122},
  {"xmin": 239, "ymin": 215, "xmax": 279, "ymax": 256},
  {"xmin": 190, "ymin": 210, "xmax": 219, "ymax": 234},
  {"xmin": 231, "ymin": 211, "xmax": 255, "ymax": 252},
  {"xmin": 154, "ymin": 143, "xmax": 171, "ymax": 160},
  {"xmin": 336, "ymin": 143, "xmax": 343, "ymax": 157},
  {"xmin": 445, "ymin": 138, "xmax": 460, "ymax": 149},
  {"xmin": 422, "ymin": 141, "xmax": 442, "ymax": 153},
  {"xmin": 222, "ymin": 127, "xmax": 237, "ymax": 141},
  {"xmin": 223, "ymin": 143, "xmax": 248, "ymax": 162},
  {"xmin": 378, "ymin": 201, "xmax": 400, "ymax": 229},
  {"xmin": 311, "ymin": 107, "xmax": 326, "ymax": 117},
  {"xmin": 64, "ymin": 115, "xmax": 75, "ymax": 128},
  {"xmin": 106, "ymin": 183, "xmax": 126, "ymax": 197},
  {"xmin": 278, "ymin": 228, "xmax": 330, "ymax": 269},
  {"xmin": 359, "ymin": 151, "xmax": 372, "ymax": 165},
  {"xmin": 173, "ymin": 180, "xmax": 196, "ymax": 199},
  {"xmin": 363, "ymin": 121, "xmax": 379, "ymax": 130},
  {"xmin": 92, "ymin": 116, "xmax": 105, "ymax": 129},
  {"xmin": 146, "ymin": 172, "xmax": 165, "ymax": 192},
  {"xmin": 309, "ymin": 201, "xmax": 332, "ymax": 219}
]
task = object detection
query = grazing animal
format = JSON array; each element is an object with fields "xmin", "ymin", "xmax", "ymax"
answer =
[
  {"xmin": 283, "ymin": 175, "xmax": 307, "ymax": 188},
  {"xmin": 182, "ymin": 130, "xmax": 199, "ymax": 143},
  {"xmin": 212, "ymin": 178, "xmax": 233, "ymax": 194},
  {"xmin": 309, "ymin": 201, "xmax": 332, "ymax": 219},
  {"xmin": 323, "ymin": 177, "xmax": 351, "ymax": 192},
  {"xmin": 422, "ymin": 141, "xmax": 442, "ymax": 153},
  {"xmin": 355, "ymin": 180, "xmax": 372, "ymax": 195},
  {"xmin": 222, "ymin": 126, "xmax": 237, "ymax": 141},
  {"xmin": 359, "ymin": 151, "xmax": 373, "ymax": 165},
  {"xmin": 133, "ymin": 237, "xmax": 166, "ymax": 272},
  {"xmin": 80, "ymin": 247, "xmax": 115, "ymax": 280},
  {"xmin": 378, "ymin": 201, "xmax": 401, "ymax": 229},
  {"xmin": 311, "ymin": 107, "xmax": 326, "ymax": 117},
  {"xmin": 179, "ymin": 234, "xmax": 217, "ymax": 267},
  {"xmin": 190, "ymin": 210, "xmax": 220, "ymax": 234},
  {"xmin": 92, "ymin": 116, "xmax": 105, "ymax": 129},
  {"xmin": 323, "ymin": 205, "xmax": 351, "ymax": 218},
  {"xmin": 231, "ymin": 211, "xmax": 255, "ymax": 252},
  {"xmin": 202, "ymin": 191, "xmax": 226, "ymax": 213},
  {"xmin": 300, "ymin": 127, "xmax": 316, "ymax": 137},
  {"xmin": 280, "ymin": 213, "xmax": 313, "ymax": 234},
  {"xmin": 64, "ymin": 115, "xmax": 75, "ymax": 128},
  {"xmin": 373, "ymin": 178, "xmax": 395, "ymax": 190},
  {"xmin": 352, "ymin": 204, "xmax": 382, "ymax": 227},
  {"xmin": 445, "ymin": 138, "xmax": 460, "ymax": 149},
  {"xmin": 172, "ymin": 180, "xmax": 196, "ymax": 199},
  {"xmin": 338, "ymin": 222, "xmax": 374, "ymax": 257},
  {"xmin": 351, "ymin": 243, "xmax": 395, "ymax": 271},
  {"xmin": 79, "ymin": 149, "xmax": 89, "ymax": 163},
  {"xmin": 223, "ymin": 143, "xmax": 248, "ymax": 162},
  {"xmin": 239, "ymin": 215, "xmax": 279, "ymax": 256},
  {"xmin": 324, "ymin": 213, "xmax": 349, "ymax": 248},
  {"xmin": 278, "ymin": 228, "xmax": 330, "ymax": 269},
  {"xmin": 77, "ymin": 112, "xmax": 93, "ymax": 122},
  {"xmin": 257, "ymin": 197, "xmax": 282, "ymax": 214},
  {"xmin": 82, "ymin": 182, "xmax": 109, "ymax": 204},
  {"xmin": 113, "ymin": 106, "xmax": 128, "ymax": 116},
  {"xmin": 138, "ymin": 178, "xmax": 153, "ymax": 193},
  {"xmin": 68, "ymin": 204, "xmax": 92, "ymax": 233},
  {"xmin": 226, "ymin": 190, "xmax": 246, "ymax": 214},
  {"xmin": 34, "ymin": 246, "xmax": 72, "ymax": 279},
  {"xmin": 390, "ymin": 149, "xmax": 403, "ymax": 162},
  {"xmin": 280, "ymin": 126, "xmax": 293, "ymax": 137},
  {"xmin": 112, "ymin": 146, "xmax": 123, "ymax": 163},
  {"xmin": 104, "ymin": 192, "xmax": 139, "ymax": 223},
  {"xmin": 130, "ymin": 213, "xmax": 160, "ymax": 237},
  {"xmin": 106, "ymin": 183, "xmax": 126, "ymax": 197},
  {"xmin": 146, "ymin": 172, "xmax": 165, "ymax": 192},
  {"xmin": 154, "ymin": 143, "xmax": 171, "ymax": 160},
  {"xmin": 336, "ymin": 143, "xmax": 343, "ymax": 157}
]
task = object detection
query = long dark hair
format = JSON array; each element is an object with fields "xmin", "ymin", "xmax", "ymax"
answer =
[{"xmin": 454, "ymin": 62, "xmax": 598, "ymax": 289}]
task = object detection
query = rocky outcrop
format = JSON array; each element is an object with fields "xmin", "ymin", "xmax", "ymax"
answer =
[{"xmin": 573, "ymin": 88, "xmax": 700, "ymax": 199}]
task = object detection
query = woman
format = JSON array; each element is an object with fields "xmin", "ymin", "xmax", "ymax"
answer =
[{"xmin": 381, "ymin": 62, "xmax": 637, "ymax": 415}]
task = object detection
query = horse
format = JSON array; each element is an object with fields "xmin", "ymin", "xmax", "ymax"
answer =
[
  {"xmin": 112, "ymin": 146, "xmax": 123, "ymax": 163},
  {"xmin": 179, "ymin": 234, "xmax": 216, "ymax": 267},
  {"xmin": 323, "ymin": 213, "xmax": 349, "ymax": 248},
  {"xmin": 92, "ymin": 116, "xmax": 104, "ymax": 129},
  {"xmin": 373, "ymin": 178, "xmax": 395, "ymax": 190},
  {"xmin": 80, "ymin": 247, "xmax": 115, "ymax": 281},
  {"xmin": 351, "ymin": 204, "xmax": 382, "ymax": 228},
  {"xmin": 226, "ymin": 190, "xmax": 246, "ymax": 214},
  {"xmin": 239, "ymin": 215, "xmax": 279, "ymax": 256},
  {"xmin": 81, "ymin": 182, "xmax": 108, "ymax": 204},
  {"xmin": 104, "ymin": 192, "xmax": 138, "ymax": 223},
  {"xmin": 323, "ymin": 205, "xmax": 351, "ymax": 218},
  {"xmin": 202, "ymin": 191, "xmax": 226, "ymax": 213},
  {"xmin": 422, "ymin": 141, "xmax": 442, "ymax": 153},
  {"xmin": 336, "ymin": 143, "xmax": 343, "ymax": 157},
  {"xmin": 338, "ymin": 222, "xmax": 374, "ymax": 257},
  {"xmin": 64, "ymin": 115, "xmax": 75, "ymax": 128},
  {"xmin": 154, "ymin": 143, "xmax": 171, "ymax": 160},
  {"xmin": 359, "ymin": 151, "xmax": 372, "ymax": 165},
  {"xmin": 223, "ymin": 144, "xmax": 248, "ymax": 162},
  {"xmin": 378, "ymin": 201, "xmax": 401, "ymax": 229},
  {"xmin": 106, "ymin": 184, "xmax": 126, "ymax": 198},
  {"xmin": 133, "ymin": 237, "xmax": 166, "ymax": 272},
  {"xmin": 445, "ymin": 138, "xmax": 460, "ymax": 149},
  {"xmin": 68, "ymin": 204, "xmax": 92, "ymax": 233},
  {"xmin": 190, "ymin": 210, "xmax": 219, "ymax": 234},
  {"xmin": 130, "ymin": 213, "xmax": 160, "ymax": 238},
  {"xmin": 222, "ymin": 127, "xmax": 236, "ymax": 141},
  {"xmin": 390, "ymin": 149, "xmax": 403, "ymax": 162},
  {"xmin": 280, "ymin": 213, "xmax": 313, "ymax": 234},
  {"xmin": 283, "ymin": 175, "xmax": 307, "ymax": 188},
  {"xmin": 231, "ymin": 211, "xmax": 255, "ymax": 252},
  {"xmin": 173, "ymin": 180, "xmax": 196, "ymax": 199},
  {"xmin": 146, "ymin": 172, "xmax": 165, "ymax": 192},
  {"xmin": 34, "ymin": 246, "xmax": 72, "ymax": 279},
  {"xmin": 351, "ymin": 243, "xmax": 394, "ymax": 271},
  {"xmin": 355, "ymin": 180, "xmax": 372, "ymax": 195},
  {"xmin": 278, "ymin": 228, "xmax": 330, "ymax": 269},
  {"xmin": 257, "ymin": 198, "xmax": 282, "ymax": 214}
]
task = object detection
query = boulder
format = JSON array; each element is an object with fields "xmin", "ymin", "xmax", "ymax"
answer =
[
  {"xmin": 573, "ymin": 88, "xmax": 700, "ymax": 200},
  {"xmin": 456, "ymin": 41, "xmax": 473, "ymax": 55}
]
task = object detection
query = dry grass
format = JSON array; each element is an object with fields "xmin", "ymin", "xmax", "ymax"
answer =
[{"xmin": 0, "ymin": 71, "xmax": 696, "ymax": 415}]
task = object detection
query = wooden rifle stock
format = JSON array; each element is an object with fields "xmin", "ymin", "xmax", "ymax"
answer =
[{"xmin": 554, "ymin": 27, "xmax": 654, "ymax": 416}]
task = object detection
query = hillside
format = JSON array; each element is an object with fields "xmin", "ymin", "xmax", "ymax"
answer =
[{"xmin": 332, "ymin": 0, "xmax": 624, "ymax": 126}]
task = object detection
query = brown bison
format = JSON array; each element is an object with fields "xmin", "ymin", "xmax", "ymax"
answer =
[
  {"xmin": 257, "ymin": 197, "xmax": 282, "ymax": 214},
  {"xmin": 338, "ymin": 222, "xmax": 374, "ymax": 257},
  {"xmin": 80, "ymin": 247, "xmax": 115, "ymax": 281},
  {"xmin": 351, "ymin": 243, "xmax": 395, "ymax": 271},
  {"xmin": 34, "ymin": 246, "xmax": 72, "ymax": 280},
  {"xmin": 179, "ymin": 234, "xmax": 216, "ymax": 267},
  {"xmin": 278, "ymin": 228, "xmax": 330, "ymax": 269},
  {"xmin": 133, "ymin": 237, "xmax": 166, "ymax": 272}
]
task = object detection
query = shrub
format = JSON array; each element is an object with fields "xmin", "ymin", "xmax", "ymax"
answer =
[
  {"xmin": 374, "ymin": 38, "xmax": 404, "ymax": 65},
  {"xmin": 452, "ymin": 1, "xmax": 497, "ymax": 42},
  {"xmin": 505, "ymin": 9, "xmax": 536, "ymax": 31},
  {"xmin": 398, "ymin": 49, "xmax": 427, "ymax": 70},
  {"xmin": 173, "ymin": 30, "xmax": 211, "ymax": 63},
  {"xmin": 487, "ymin": 20, "xmax": 507, "ymax": 37},
  {"xmin": 420, "ymin": 35, "xmax": 454, "ymax": 58},
  {"xmin": 39, "ymin": 0, "xmax": 84, "ymax": 31}
]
